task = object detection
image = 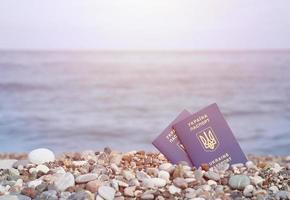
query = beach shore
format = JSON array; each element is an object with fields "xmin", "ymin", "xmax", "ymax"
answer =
[{"xmin": 0, "ymin": 148, "xmax": 289, "ymax": 200}]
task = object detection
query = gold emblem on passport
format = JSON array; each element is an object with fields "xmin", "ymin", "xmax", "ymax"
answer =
[{"xmin": 197, "ymin": 127, "xmax": 219, "ymax": 152}]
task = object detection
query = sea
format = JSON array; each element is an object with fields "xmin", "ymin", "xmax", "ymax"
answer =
[{"xmin": 0, "ymin": 50, "xmax": 289, "ymax": 155}]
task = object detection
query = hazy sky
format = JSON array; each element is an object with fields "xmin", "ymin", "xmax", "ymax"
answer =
[{"xmin": 0, "ymin": 0, "xmax": 290, "ymax": 50}]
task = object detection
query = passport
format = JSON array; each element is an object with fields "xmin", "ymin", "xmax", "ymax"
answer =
[
  {"xmin": 152, "ymin": 110, "xmax": 193, "ymax": 166},
  {"xmin": 173, "ymin": 103, "xmax": 247, "ymax": 168}
]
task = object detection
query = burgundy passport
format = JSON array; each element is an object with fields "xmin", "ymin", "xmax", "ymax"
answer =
[
  {"xmin": 173, "ymin": 103, "xmax": 247, "ymax": 168},
  {"xmin": 152, "ymin": 110, "xmax": 193, "ymax": 166}
]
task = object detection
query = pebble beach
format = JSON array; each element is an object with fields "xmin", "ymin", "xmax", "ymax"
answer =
[{"xmin": 0, "ymin": 148, "xmax": 289, "ymax": 200}]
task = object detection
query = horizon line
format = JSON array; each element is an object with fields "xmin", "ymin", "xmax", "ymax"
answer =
[{"xmin": 0, "ymin": 48, "xmax": 290, "ymax": 53}]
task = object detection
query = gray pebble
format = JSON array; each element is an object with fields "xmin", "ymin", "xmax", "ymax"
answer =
[{"xmin": 229, "ymin": 175, "xmax": 250, "ymax": 190}]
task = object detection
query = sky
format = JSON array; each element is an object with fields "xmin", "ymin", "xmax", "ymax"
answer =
[{"xmin": 0, "ymin": 0, "xmax": 290, "ymax": 50}]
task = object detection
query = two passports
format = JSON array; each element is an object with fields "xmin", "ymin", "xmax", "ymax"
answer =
[{"xmin": 152, "ymin": 103, "xmax": 247, "ymax": 168}]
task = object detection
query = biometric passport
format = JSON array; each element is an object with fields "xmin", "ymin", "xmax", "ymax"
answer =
[
  {"xmin": 152, "ymin": 110, "xmax": 193, "ymax": 166},
  {"xmin": 173, "ymin": 103, "xmax": 247, "ymax": 168}
]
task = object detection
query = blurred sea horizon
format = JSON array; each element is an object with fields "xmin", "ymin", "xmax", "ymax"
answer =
[{"xmin": 0, "ymin": 50, "xmax": 290, "ymax": 155}]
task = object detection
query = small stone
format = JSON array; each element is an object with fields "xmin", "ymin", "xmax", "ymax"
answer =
[
  {"xmin": 113, "ymin": 179, "xmax": 129, "ymax": 188},
  {"xmin": 201, "ymin": 163, "xmax": 209, "ymax": 171},
  {"xmin": 109, "ymin": 153, "xmax": 123, "ymax": 166},
  {"xmin": 146, "ymin": 168, "xmax": 158, "ymax": 177},
  {"xmin": 275, "ymin": 191, "xmax": 290, "ymax": 200},
  {"xmin": 202, "ymin": 184, "xmax": 211, "ymax": 191},
  {"xmin": 21, "ymin": 188, "xmax": 36, "ymax": 199},
  {"xmin": 172, "ymin": 165, "xmax": 185, "ymax": 178},
  {"xmin": 75, "ymin": 173, "xmax": 98, "ymax": 183},
  {"xmin": 110, "ymin": 163, "xmax": 120, "ymax": 174},
  {"xmin": 245, "ymin": 161, "xmax": 256, "ymax": 169},
  {"xmin": 168, "ymin": 185, "xmax": 181, "ymax": 194},
  {"xmin": 136, "ymin": 171, "xmax": 150, "ymax": 181},
  {"xmin": 67, "ymin": 191, "xmax": 91, "ymax": 200},
  {"xmin": 269, "ymin": 185, "xmax": 279, "ymax": 194},
  {"xmin": 0, "ymin": 195, "xmax": 31, "ymax": 200},
  {"xmin": 39, "ymin": 190, "xmax": 58, "ymax": 200},
  {"xmin": 28, "ymin": 148, "xmax": 55, "ymax": 164},
  {"xmin": 207, "ymin": 180, "xmax": 217, "ymax": 186},
  {"xmin": 229, "ymin": 175, "xmax": 250, "ymax": 190},
  {"xmin": 13, "ymin": 160, "xmax": 30, "ymax": 169},
  {"xmin": 142, "ymin": 178, "xmax": 166, "ymax": 188},
  {"xmin": 140, "ymin": 193, "xmax": 154, "ymax": 200},
  {"xmin": 251, "ymin": 175, "xmax": 264, "ymax": 186},
  {"xmin": 72, "ymin": 160, "xmax": 87, "ymax": 166},
  {"xmin": 98, "ymin": 186, "xmax": 115, "ymax": 200},
  {"xmin": 194, "ymin": 169, "xmax": 203, "ymax": 180},
  {"xmin": 204, "ymin": 171, "xmax": 220, "ymax": 181},
  {"xmin": 124, "ymin": 186, "xmax": 135, "ymax": 197},
  {"xmin": 158, "ymin": 170, "xmax": 170, "ymax": 182},
  {"xmin": 243, "ymin": 185, "xmax": 254, "ymax": 197},
  {"xmin": 27, "ymin": 179, "xmax": 42, "ymax": 188},
  {"xmin": 122, "ymin": 170, "xmax": 135, "ymax": 181},
  {"xmin": 35, "ymin": 164, "xmax": 50, "ymax": 174},
  {"xmin": 272, "ymin": 163, "xmax": 283, "ymax": 173},
  {"xmin": 85, "ymin": 180, "xmax": 103, "ymax": 193},
  {"xmin": 173, "ymin": 177, "xmax": 188, "ymax": 189},
  {"xmin": 0, "ymin": 160, "xmax": 17, "ymax": 170},
  {"xmin": 159, "ymin": 163, "xmax": 172, "ymax": 171},
  {"xmin": 54, "ymin": 172, "xmax": 75, "ymax": 191}
]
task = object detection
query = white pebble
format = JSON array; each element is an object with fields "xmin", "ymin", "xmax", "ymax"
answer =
[
  {"xmin": 168, "ymin": 185, "xmax": 181, "ymax": 194},
  {"xmin": 28, "ymin": 179, "xmax": 43, "ymax": 188},
  {"xmin": 36, "ymin": 164, "xmax": 50, "ymax": 174},
  {"xmin": 159, "ymin": 163, "xmax": 172, "ymax": 171},
  {"xmin": 28, "ymin": 148, "xmax": 55, "ymax": 164},
  {"xmin": 54, "ymin": 172, "xmax": 75, "ymax": 191},
  {"xmin": 243, "ymin": 185, "xmax": 254, "ymax": 197},
  {"xmin": 98, "ymin": 186, "xmax": 116, "ymax": 200},
  {"xmin": 269, "ymin": 186, "xmax": 279, "ymax": 194},
  {"xmin": 158, "ymin": 170, "xmax": 170, "ymax": 182}
]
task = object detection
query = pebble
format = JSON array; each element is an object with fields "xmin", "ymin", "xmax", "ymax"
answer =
[
  {"xmin": 28, "ymin": 148, "xmax": 55, "ymax": 164},
  {"xmin": 269, "ymin": 185, "xmax": 279, "ymax": 194},
  {"xmin": 0, "ymin": 160, "xmax": 17, "ymax": 170},
  {"xmin": 54, "ymin": 172, "xmax": 75, "ymax": 191},
  {"xmin": 85, "ymin": 180, "xmax": 103, "ymax": 193},
  {"xmin": 35, "ymin": 164, "xmax": 50, "ymax": 174},
  {"xmin": 243, "ymin": 185, "xmax": 254, "ymax": 197},
  {"xmin": 39, "ymin": 190, "xmax": 58, "ymax": 200},
  {"xmin": 140, "ymin": 193, "xmax": 154, "ymax": 200},
  {"xmin": 245, "ymin": 161, "xmax": 256, "ymax": 169},
  {"xmin": 122, "ymin": 170, "xmax": 135, "ymax": 181},
  {"xmin": 229, "ymin": 175, "xmax": 250, "ymax": 190},
  {"xmin": 194, "ymin": 169, "xmax": 203, "ymax": 180},
  {"xmin": 251, "ymin": 175, "xmax": 264, "ymax": 186},
  {"xmin": 75, "ymin": 173, "xmax": 98, "ymax": 183},
  {"xmin": 27, "ymin": 179, "xmax": 42, "ymax": 188},
  {"xmin": 272, "ymin": 163, "xmax": 283, "ymax": 173},
  {"xmin": 158, "ymin": 170, "xmax": 170, "ymax": 182},
  {"xmin": 142, "ymin": 178, "xmax": 166, "ymax": 188},
  {"xmin": 124, "ymin": 186, "xmax": 135, "ymax": 197},
  {"xmin": 0, "ymin": 195, "xmax": 31, "ymax": 200},
  {"xmin": 136, "ymin": 171, "xmax": 150, "ymax": 181},
  {"xmin": 168, "ymin": 185, "xmax": 181, "ymax": 194},
  {"xmin": 275, "ymin": 191, "xmax": 290, "ymax": 200},
  {"xmin": 173, "ymin": 177, "xmax": 188, "ymax": 189},
  {"xmin": 207, "ymin": 180, "xmax": 217, "ymax": 186},
  {"xmin": 159, "ymin": 163, "xmax": 172, "ymax": 171},
  {"xmin": 98, "ymin": 186, "xmax": 116, "ymax": 200},
  {"xmin": 67, "ymin": 191, "xmax": 91, "ymax": 200},
  {"xmin": 204, "ymin": 171, "xmax": 220, "ymax": 181},
  {"xmin": 21, "ymin": 188, "xmax": 36, "ymax": 199}
]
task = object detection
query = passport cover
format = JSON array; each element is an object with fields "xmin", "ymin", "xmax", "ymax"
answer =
[
  {"xmin": 173, "ymin": 103, "xmax": 247, "ymax": 168},
  {"xmin": 152, "ymin": 110, "xmax": 193, "ymax": 166}
]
